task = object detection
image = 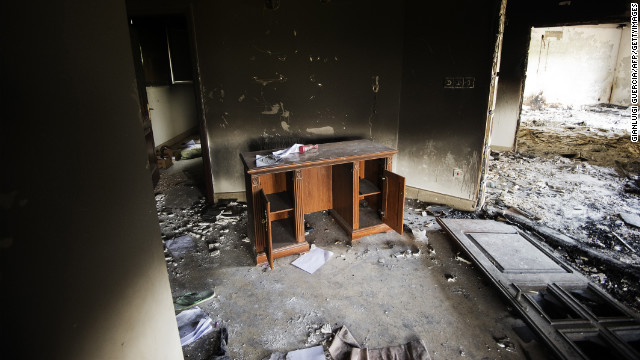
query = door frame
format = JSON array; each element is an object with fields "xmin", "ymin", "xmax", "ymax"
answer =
[{"xmin": 126, "ymin": 5, "xmax": 215, "ymax": 202}]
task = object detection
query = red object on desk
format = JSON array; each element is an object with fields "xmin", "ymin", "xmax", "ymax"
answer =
[{"xmin": 299, "ymin": 144, "xmax": 318, "ymax": 153}]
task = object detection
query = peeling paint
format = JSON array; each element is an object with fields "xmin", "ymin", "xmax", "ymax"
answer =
[
  {"xmin": 262, "ymin": 104, "xmax": 281, "ymax": 115},
  {"xmin": 306, "ymin": 126, "xmax": 334, "ymax": 135},
  {"xmin": 253, "ymin": 73, "xmax": 287, "ymax": 86},
  {"xmin": 372, "ymin": 75, "xmax": 380, "ymax": 93},
  {"xmin": 238, "ymin": 94, "xmax": 245, "ymax": 102},
  {"xmin": 220, "ymin": 112, "xmax": 230, "ymax": 128},
  {"xmin": 280, "ymin": 102, "xmax": 290, "ymax": 119},
  {"xmin": 281, "ymin": 121, "xmax": 290, "ymax": 131}
]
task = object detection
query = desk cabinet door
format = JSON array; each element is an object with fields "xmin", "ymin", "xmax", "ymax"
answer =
[
  {"xmin": 258, "ymin": 189, "xmax": 274, "ymax": 269},
  {"xmin": 382, "ymin": 170, "xmax": 405, "ymax": 235}
]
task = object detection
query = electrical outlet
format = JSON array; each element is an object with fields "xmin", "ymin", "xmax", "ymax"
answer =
[
  {"xmin": 453, "ymin": 168, "xmax": 463, "ymax": 179},
  {"xmin": 443, "ymin": 77, "xmax": 475, "ymax": 89}
]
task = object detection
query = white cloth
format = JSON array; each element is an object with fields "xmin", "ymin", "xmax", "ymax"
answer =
[{"xmin": 176, "ymin": 306, "xmax": 213, "ymax": 347}]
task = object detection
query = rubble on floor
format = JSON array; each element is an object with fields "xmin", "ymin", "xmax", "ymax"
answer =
[
  {"xmin": 482, "ymin": 151, "xmax": 640, "ymax": 311},
  {"xmin": 518, "ymin": 104, "xmax": 640, "ymax": 174},
  {"xmin": 483, "ymin": 104, "xmax": 640, "ymax": 312},
  {"xmin": 155, "ymin": 160, "xmax": 544, "ymax": 359}
]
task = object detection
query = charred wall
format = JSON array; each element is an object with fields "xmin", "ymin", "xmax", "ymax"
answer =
[
  {"xmin": 491, "ymin": 19, "xmax": 531, "ymax": 151},
  {"xmin": 193, "ymin": 0, "xmax": 405, "ymax": 193},
  {"xmin": 396, "ymin": 0, "xmax": 502, "ymax": 206}
]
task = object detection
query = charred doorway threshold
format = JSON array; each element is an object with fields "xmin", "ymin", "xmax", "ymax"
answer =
[{"xmin": 438, "ymin": 218, "xmax": 640, "ymax": 359}]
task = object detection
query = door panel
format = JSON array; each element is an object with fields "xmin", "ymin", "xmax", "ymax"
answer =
[
  {"xmin": 438, "ymin": 218, "xmax": 640, "ymax": 360},
  {"xmin": 259, "ymin": 190, "xmax": 273, "ymax": 269},
  {"xmin": 128, "ymin": 21, "xmax": 159, "ymax": 186},
  {"xmin": 332, "ymin": 163, "xmax": 355, "ymax": 228},
  {"xmin": 382, "ymin": 170, "xmax": 405, "ymax": 234}
]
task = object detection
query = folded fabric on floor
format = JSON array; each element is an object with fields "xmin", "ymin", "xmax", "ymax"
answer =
[
  {"xmin": 176, "ymin": 306, "xmax": 213, "ymax": 347},
  {"xmin": 329, "ymin": 326, "xmax": 431, "ymax": 360},
  {"xmin": 174, "ymin": 289, "xmax": 216, "ymax": 311},
  {"xmin": 210, "ymin": 327, "xmax": 231, "ymax": 360}
]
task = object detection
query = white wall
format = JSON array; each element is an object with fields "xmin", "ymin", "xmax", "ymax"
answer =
[
  {"xmin": 523, "ymin": 24, "xmax": 625, "ymax": 106},
  {"xmin": 611, "ymin": 26, "xmax": 632, "ymax": 106},
  {"xmin": 147, "ymin": 84, "xmax": 198, "ymax": 146}
]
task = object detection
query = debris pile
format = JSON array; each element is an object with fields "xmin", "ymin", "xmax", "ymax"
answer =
[
  {"xmin": 518, "ymin": 104, "xmax": 640, "ymax": 174},
  {"xmin": 484, "ymin": 152, "xmax": 640, "ymax": 259},
  {"xmin": 482, "ymin": 105, "xmax": 640, "ymax": 311}
]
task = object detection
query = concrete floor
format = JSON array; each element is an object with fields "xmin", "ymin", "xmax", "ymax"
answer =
[{"xmin": 156, "ymin": 158, "xmax": 551, "ymax": 359}]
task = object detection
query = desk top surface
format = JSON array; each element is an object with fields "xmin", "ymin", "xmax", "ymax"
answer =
[{"xmin": 240, "ymin": 139, "xmax": 397, "ymax": 174}]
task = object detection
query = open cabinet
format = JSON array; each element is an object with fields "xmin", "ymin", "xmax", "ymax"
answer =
[{"xmin": 241, "ymin": 140, "xmax": 405, "ymax": 268}]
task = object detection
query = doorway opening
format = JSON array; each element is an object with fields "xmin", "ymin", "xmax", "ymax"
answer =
[
  {"xmin": 127, "ymin": 13, "xmax": 213, "ymax": 200},
  {"xmin": 517, "ymin": 24, "xmax": 633, "ymax": 170}
]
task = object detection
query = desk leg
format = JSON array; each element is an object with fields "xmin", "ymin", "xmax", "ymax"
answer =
[
  {"xmin": 352, "ymin": 161, "xmax": 360, "ymax": 230},
  {"xmin": 294, "ymin": 169, "xmax": 304, "ymax": 242},
  {"xmin": 251, "ymin": 175, "xmax": 265, "ymax": 253}
]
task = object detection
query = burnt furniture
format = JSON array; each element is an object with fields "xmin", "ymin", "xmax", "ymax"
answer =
[{"xmin": 240, "ymin": 140, "xmax": 406, "ymax": 268}]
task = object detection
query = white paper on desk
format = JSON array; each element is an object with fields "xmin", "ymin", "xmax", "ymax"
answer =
[
  {"xmin": 272, "ymin": 143, "xmax": 303, "ymax": 158},
  {"xmin": 291, "ymin": 247, "xmax": 333, "ymax": 274},
  {"xmin": 256, "ymin": 154, "xmax": 282, "ymax": 167},
  {"xmin": 285, "ymin": 345, "xmax": 325, "ymax": 360}
]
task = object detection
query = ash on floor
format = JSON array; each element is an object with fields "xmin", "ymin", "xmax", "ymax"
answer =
[
  {"xmin": 485, "ymin": 104, "xmax": 640, "ymax": 312},
  {"xmin": 154, "ymin": 159, "xmax": 549, "ymax": 359}
]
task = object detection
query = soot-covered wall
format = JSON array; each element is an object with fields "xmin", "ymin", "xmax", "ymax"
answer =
[
  {"xmin": 2, "ymin": 0, "xmax": 182, "ymax": 358},
  {"xmin": 192, "ymin": 0, "xmax": 404, "ymax": 193},
  {"xmin": 396, "ymin": 0, "xmax": 502, "ymax": 207}
]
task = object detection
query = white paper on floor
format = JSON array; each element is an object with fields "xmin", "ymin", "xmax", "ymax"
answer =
[
  {"xmin": 176, "ymin": 306, "xmax": 213, "ymax": 347},
  {"xmin": 291, "ymin": 247, "xmax": 333, "ymax": 274},
  {"xmin": 285, "ymin": 345, "xmax": 325, "ymax": 360}
]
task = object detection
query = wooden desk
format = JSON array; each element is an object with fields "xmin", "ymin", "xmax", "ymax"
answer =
[{"xmin": 240, "ymin": 140, "xmax": 405, "ymax": 268}]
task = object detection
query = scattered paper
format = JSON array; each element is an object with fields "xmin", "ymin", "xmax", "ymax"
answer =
[
  {"xmin": 176, "ymin": 306, "xmax": 213, "ymax": 347},
  {"xmin": 285, "ymin": 346, "xmax": 324, "ymax": 360},
  {"xmin": 620, "ymin": 213, "xmax": 640, "ymax": 228},
  {"xmin": 256, "ymin": 154, "xmax": 282, "ymax": 167},
  {"xmin": 256, "ymin": 144, "xmax": 305, "ymax": 167},
  {"xmin": 273, "ymin": 143, "xmax": 303, "ymax": 157},
  {"xmin": 412, "ymin": 228, "xmax": 428, "ymax": 242},
  {"xmin": 165, "ymin": 235, "xmax": 195, "ymax": 257},
  {"xmin": 292, "ymin": 247, "xmax": 333, "ymax": 274}
]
